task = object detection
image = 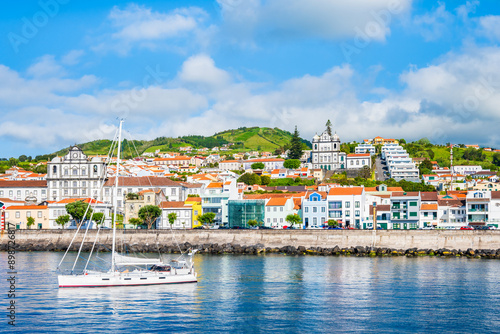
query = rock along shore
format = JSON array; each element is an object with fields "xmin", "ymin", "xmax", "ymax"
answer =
[{"xmin": 1, "ymin": 229, "xmax": 500, "ymax": 259}]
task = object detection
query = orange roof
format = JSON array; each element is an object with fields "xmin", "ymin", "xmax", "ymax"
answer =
[
  {"xmin": 207, "ymin": 182, "xmax": 223, "ymax": 189},
  {"xmin": 185, "ymin": 197, "xmax": 202, "ymax": 203},
  {"xmin": 224, "ymin": 181, "xmax": 231, "ymax": 185},
  {"xmin": 328, "ymin": 187, "xmax": 363, "ymax": 196},
  {"xmin": 221, "ymin": 160, "xmax": 239, "ymax": 163},
  {"xmin": 421, "ymin": 203, "xmax": 438, "ymax": 210},
  {"xmin": 266, "ymin": 198, "xmax": 289, "ymax": 206},
  {"xmin": 293, "ymin": 198, "xmax": 301, "ymax": 210},
  {"xmin": 55, "ymin": 198, "xmax": 103, "ymax": 204},
  {"xmin": 364, "ymin": 187, "xmax": 377, "ymax": 192},
  {"xmin": 347, "ymin": 153, "xmax": 370, "ymax": 157},
  {"xmin": 6, "ymin": 205, "xmax": 48, "ymax": 210},
  {"xmin": 160, "ymin": 201, "xmax": 191, "ymax": 209},
  {"xmin": 387, "ymin": 187, "xmax": 404, "ymax": 192}
]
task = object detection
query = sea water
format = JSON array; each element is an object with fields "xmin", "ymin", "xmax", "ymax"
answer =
[{"xmin": 0, "ymin": 252, "xmax": 499, "ymax": 333}]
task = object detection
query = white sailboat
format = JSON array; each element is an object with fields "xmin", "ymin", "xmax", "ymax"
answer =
[{"xmin": 57, "ymin": 120, "xmax": 198, "ymax": 288}]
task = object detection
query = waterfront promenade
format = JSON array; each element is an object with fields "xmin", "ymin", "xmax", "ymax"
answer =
[{"xmin": 2, "ymin": 229, "xmax": 500, "ymax": 253}]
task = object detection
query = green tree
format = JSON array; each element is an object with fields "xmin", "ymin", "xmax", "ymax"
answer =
[
  {"xmin": 168, "ymin": 212, "xmax": 177, "ymax": 229},
  {"xmin": 65, "ymin": 201, "xmax": 93, "ymax": 226},
  {"xmin": 27, "ymin": 216, "xmax": 35, "ymax": 229},
  {"xmin": 288, "ymin": 126, "xmax": 303, "ymax": 160},
  {"xmin": 398, "ymin": 138, "xmax": 406, "ymax": 145},
  {"xmin": 18, "ymin": 155, "xmax": 28, "ymax": 162},
  {"xmin": 199, "ymin": 212, "xmax": 216, "ymax": 226},
  {"xmin": 285, "ymin": 214, "xmax": 302, "ymax": 229},
  {"xmin": 283, "ymin": 159, "xmax": 301, "ymax": 169},
  {"xmin": 260, "ymin": 175, "xmax": 271, "ymax": 185},
  {"xmin": 126, "ymin": 192, "xmax": 139, "ymax": 200},
  {"xmin": 419, "ymin": 159, "xmax": 433, "ymax": 175},
  {"xmin": 238, "ymin": 173, "xmax": 262, "ymax": 185},
  {"xmin": 327, "ymin": 219, "xmax": 338, "ymax": 227},
  {"xmin": 251, "ymin": 162, "xmax": 265, "ymax": 169},
  {"xmin": 426, "ymin": 149, "xmax": 435, "ymax": 159},
  {"xmin": 493, "ymin": 153, "xmax": 500, "ymax": 167},
  {"xmin": 128, "ymin": 217, "xmax": 142, "ymax": 229},
  {"xmin": 247, "ymin": 219, "xmax": 258, "ymax": 228},
  {"xmin": 326, "ymin": 119, "xmax": 332, "ymax": 137},
  {"xmin": 55, "ymin": 215, "xmax": 70, "ymax": 229},
  {"xmin": 92, "ymin": 212, "xmax": 104, "ymax": 226},
  {"xmin": 138, "ymin": 205, "xmax": 162, "ymax": 229}
]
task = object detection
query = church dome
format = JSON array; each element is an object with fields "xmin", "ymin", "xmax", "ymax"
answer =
[
  {"xmin": 313, "ymin": 134, "xmax": 320, "ymax": 141},
  {"xmin": 332, "ymin": 132, "xmax": 340, "ymax": 141}
]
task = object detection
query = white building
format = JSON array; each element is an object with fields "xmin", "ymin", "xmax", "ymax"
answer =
[
  {"xmin": 355, "ymin": 144, "xmax": 376, "ymax": 155},
  {"xmin": 242, "ymin": 159, "xmax": 284, "ymax": 171},
  {"xmin": 47, "ymin": 146, "xmax": 107, "ymax": 201},
  {"xmin": 159, "ymin": 201, "xmax": 193, "ymax": 229},
  {"xmin": 327, "ymin": 186, "xmax": 366, "ymax": 228},
  {"xmin": 0, "ymin": 180, "xmax": 47, "ymax": 203},
  {"xmin": 264, "ymin": 197, "xmax": 297, "ymax": 228},
  {"xmin": 48, "ymin": 198, "xmax": 112, "ymax": 229},
  {"xmin": 452, "ymin": 165, "xmax": 483, "ymax": 175},
  {"xmin": 311, "ymin": 128, "xmax": 347, "ymax": 170},
  {"xmin": 346, "ymin": 154, "xmax": 371, "ymax": 169}
]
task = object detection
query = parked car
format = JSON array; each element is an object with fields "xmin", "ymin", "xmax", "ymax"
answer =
[
  {"xmin": 460, "ymin": 226, "xmax": 474, "ymax": 230},
  {"xmin": 474, "ymin": 225, "xmax": 490, "ymax": 230}
]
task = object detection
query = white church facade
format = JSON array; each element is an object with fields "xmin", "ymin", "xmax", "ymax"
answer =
[{"xmin": 311, "ymin": 130, "xmax": 347, "ymax": 170}]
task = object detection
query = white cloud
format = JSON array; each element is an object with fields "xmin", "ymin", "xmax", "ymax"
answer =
[
  {"xmin": 178, "ymin": 54, "xmax": 231, "ymax": 89},
  {"xmin": 93, "ymin": 4, "xmax": 210, "ymax": 54},
  {"xmin": 3, "ymin": 47, "xmax": 500, "ymax": 154},
  {"xmin": 412, "ymin": 2, "xmax": 454, "ymax": 41},
  {"xmin": 61, "ymin": 50, "xmax": 85, "ymax": 66},
  {"xmin": 478, "ymin": 15, "xmax": 500, "ymax": 41},
  {"xmin": 456, "ymin": 0, "xmax": 479, "ymax": 21},
  {"xmin": 217, "ymin": 0, "xmax": 412, "ymax": 44},
  {"xmin": 26, "ymin": 55, "xmax": 66, "ymax": 78}
]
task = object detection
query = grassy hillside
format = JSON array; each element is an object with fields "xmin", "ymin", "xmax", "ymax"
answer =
[
  {"xmin": 44, "ymin": 127, "xmax": 311, "ymax": 159},
  {"xmin": 215, "ymin": 127, "xmax": 311, "ymax": 152}
]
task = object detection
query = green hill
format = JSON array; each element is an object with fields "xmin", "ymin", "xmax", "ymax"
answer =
[{"xmin": 42, "ymin": 127, "xmax": 311, "ymax": 159}]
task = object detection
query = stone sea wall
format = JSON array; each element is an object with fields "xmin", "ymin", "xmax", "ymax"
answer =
[{"xmin": 2, "ymin": 229, "xmax": 500, "ymax": 258}]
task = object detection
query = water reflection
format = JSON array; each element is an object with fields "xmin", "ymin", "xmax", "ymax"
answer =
[{"xmin": 1, "ymin": 252, "xmax": 500, "ymax": 333}]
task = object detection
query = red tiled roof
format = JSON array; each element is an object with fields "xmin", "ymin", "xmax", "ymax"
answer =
[
  {"xmin": 421, "ymin": 203, "xmax": 438, "ymax": 210},
  {"xmin": 104, "ymin": 177, "xmax": 179, "ymax": 187},
  {"xmin": 160, "ymin": 201, "xmax": 191, "ymax": 209},
  {"xmin": 347, "ymin": 153, "xmax": 370, "ymax": 157},
  {"xmin": 0, "ymin": 180, "xmax": 47, "ymax": 188}
]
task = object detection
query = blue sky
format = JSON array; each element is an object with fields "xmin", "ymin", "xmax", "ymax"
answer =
[{"xmin": 1, "ymin": 0, "xmax": 500, "ymax": 157}]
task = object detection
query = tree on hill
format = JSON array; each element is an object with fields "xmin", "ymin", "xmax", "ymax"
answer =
[
  {"xmin": 138, "ymin": 205, "xmax": 162, "ymax": 229},
  {"xmin": 426, "ymin": 149, "xmax": 435, "ymax": 159},
  {"xmin": 65, "ymin": 201, "xmax": 93, "ymax": 226},
  {"xmin": 493, "ymin": 153, "xmax": 500, "ymax": 167},
  {"xmin": 289, "ymin": 126, "xmax": 303, "ymax": 159},
  {"xmin": 419, "ymin": 159, "xmax": 433, "ymax": 175},
  {"xmin": 284, "ymin": 159, "xmax": 301, "ymax": 169},
  {"xmin": 238, "ymin": 173, "xmax": 262, "ymax": 185},
  {"xmin": 251, "ymin": 162, "xmax": 265, "ymax": 169},
  {"xmin": 55, "ymin": 215, "xmax": 70, "ymax": 229},
  {"xmin": 261, "ymin": 175, "xmax": 271, "ymax": 185},
  {"xmin": 326, "ymin": 120, "xmax": 332, "ymax": 137}
]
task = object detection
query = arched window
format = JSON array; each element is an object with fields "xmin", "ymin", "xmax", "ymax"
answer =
[
  {"xmin": 314, "ymin": 144, "xmax": 317, "ymax": 150},
  {"xmin": 82, "ymin": 167, "xmax": 86, "ymax": 175},
  {"xmin": 53, "ymin": 166, "xmax": 57, "ymax": 175},
  {"xmin": 93, "ymin": 165, "xmax": 98, "ymax": 173},
  {"xmin": 73, "ymin": 168, "xmax": 78, "ymax": 175},
  {"xmin": 356, "ymin": 160, "xmax": 359, "ymax": 165},
  {"xmin": 64, "ymin": 168, "xmax": 68, "ymax": 175}
]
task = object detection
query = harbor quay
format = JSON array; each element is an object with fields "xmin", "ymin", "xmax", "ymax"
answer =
[{"xmin": 2, "ymin": 229, "xmax": 500, "ymax": 258}]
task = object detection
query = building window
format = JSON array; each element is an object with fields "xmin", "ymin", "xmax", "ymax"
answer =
[
  {"xmin": 38, "ymin": 211, "xmax": 42, "ymax": 218},
  {"xmin": 355, "ymin": 210, "xmax": 360, "ymax": 217},
  {"xmin": 171, "ymin": 188, "xmax": 176, "ymax": 196},
  {"xmin": 73, "ymin": 168, "xmax": 78, "ymax": 175},
  {"xmin": 313, "ymin": 217, "xmax": 317, "ymax": 225},
  {"xmin": 345, "ymin": 202, "xmax": 350, "ymax": 208},
  {"xmin": 26, "ymin": 211, "xmax": 31, "ymax": 217},
  {"xmin": 409, "ymin": 202, "xmax": 418, "ymax": 207},
  {"xmin": 355, "ymin": 201, "xmax": 360, "ymax": 208},
  {"xmin": 0, "ymin": 191, "xmax": 3, "ymax": 196},
  {"xmin": 73, "ymin": 181, "xmax": 77, "ymax": 187},
  {"xmin": 410, "ymin": 212, "xmax": 417, "ymax": 217},
  {"xmin": 280, "ymin": 207, "xmax": 283, "ymax": 212},
  {"xmin": 313, "ymin": 207, "xmax": 317, "ymax": 213},
  {"xmin": 15, "ymin": 212, "xmax": 20, "ymax": 218},
  {"xmin": 94, "ymin": 165, "xmax": 98, "ymax": 173},
  {"xmin": 345, "ymin": 211, "xmax": 350, "ymax": 217},
  {"xmin": 321, "ymin": 207, "xmax": 325, "ymax": 213},
  {"xmin": 273, "ymin": 207, "xmax": 277, "ymax": 212},
  {"xmin": 53, "ymin": 166, "xmax": 57, "ymax": 174},
  {"xmin": 267, "ymin": 218, "xmax": 270, "ymax": 223},
  {"xmin": 305, "ymin": 207, "xmax": 309, "ymax": 213},
  {"xmin": 82, "ymin": 181, "xmax": 86, "ymax": 187}
]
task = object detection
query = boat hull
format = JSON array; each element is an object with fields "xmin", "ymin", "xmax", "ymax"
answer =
[{"xmin": 58, "ymin": 270, "xmax": 197, "ymax": 288}]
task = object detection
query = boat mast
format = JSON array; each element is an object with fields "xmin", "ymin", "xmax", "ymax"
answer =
[{"xmin": 111, "ymin": 119, "xmax": 123, "ymax": 273}]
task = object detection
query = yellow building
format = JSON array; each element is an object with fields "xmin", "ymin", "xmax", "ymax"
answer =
[
  {"xmin": 185, "ymin": 196, "xmax": 202, "ymax": 227},
  {"xmin": 5, "ymin": 205, "xmax": 49, "ymax": 229}
]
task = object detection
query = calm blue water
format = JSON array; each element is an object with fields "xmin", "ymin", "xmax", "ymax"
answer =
[{"xmin": 0, "ymin": 252, "xmax": 499, "ymax": 333}]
